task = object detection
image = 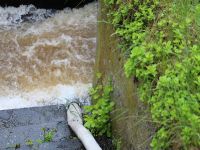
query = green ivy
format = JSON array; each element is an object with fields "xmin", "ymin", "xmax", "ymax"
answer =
[
  {"xmin": 104, "ymin": 0, "xmax": 200, "ymax": 149},
  {"xmin": 84, "ymin": 74, "xmax": 114, "ymax": 137}
]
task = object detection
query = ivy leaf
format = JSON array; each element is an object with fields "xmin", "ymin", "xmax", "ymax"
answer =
[{"xmin": 146, "ymin": 64, "xmax": 157, "ymax": 76}]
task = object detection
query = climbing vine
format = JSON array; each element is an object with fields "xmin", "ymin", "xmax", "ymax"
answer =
[{"xmin": 104, "ymin": 0, "xmax": 200, "ymax": 149}]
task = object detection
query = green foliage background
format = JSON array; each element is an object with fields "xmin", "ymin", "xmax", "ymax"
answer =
[
  {"xmin": 84, "ymin": 74, "xmax": 114, "ymax": 137},
  {"xmin": 103, "ymin": 0, "xmax": 200, "ymax": 149}
]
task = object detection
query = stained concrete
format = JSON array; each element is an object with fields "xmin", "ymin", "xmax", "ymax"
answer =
[{"xmin": 0, "ymin": 105, "xmax": 84, "ymax": 150}]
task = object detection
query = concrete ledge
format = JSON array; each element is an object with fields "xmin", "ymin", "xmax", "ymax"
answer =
[{"xmin": 0, "ymin": 105, "xmax": 83, "ymax": 149}]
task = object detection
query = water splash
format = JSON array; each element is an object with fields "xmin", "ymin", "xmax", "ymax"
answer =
[
  {"xmin": 0, "ymin": 4, "xmax": 56, "ymax": 29},
  {"xmin": 0, "ymin": 2, "xmax": 97, "ymax": 110}
]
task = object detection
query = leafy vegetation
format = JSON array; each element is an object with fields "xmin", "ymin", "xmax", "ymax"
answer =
[
  {"xmin": 104, "ymin": 0, "xmax": 200, "ymax": 149},
  {"xmin": 112, "ymin": 137, "xmax": 122, "ymax": 150},
  {"xmin": 25, "ymin": 139, "xmax": 33, "ymax": 146},
  {"xmin": 84, "ymin": 73, "xmax": 114, "ymax": 137},
  {"xmin": 41, "ymin": 128, "xmax": 57, "ymax": 142},
  {"xmin": 25, "ymin": 128, "xmax": 57, "ymax": 146}
]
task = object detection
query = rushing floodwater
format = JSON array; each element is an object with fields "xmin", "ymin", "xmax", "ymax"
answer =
[{"xmin": 0, "ymin": 3, "xmax": 97, "ymax": 110}]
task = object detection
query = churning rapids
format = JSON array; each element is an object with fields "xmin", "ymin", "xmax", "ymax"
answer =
[{"xmin": 0, "ymin": 2, "xmax": 97, "ymax": 110}]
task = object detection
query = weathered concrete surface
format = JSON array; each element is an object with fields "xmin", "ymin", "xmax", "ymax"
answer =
[
  {"xmin": 0, "ymin": 105, "xmax": 84, "ymax": 150},
  {"xmin": 95, "ymin": 1, "xmax": 155, "ymax": 149},
  {"xmin": 0, "ymin": 0, "xmax": 95, "ymax": 9}
]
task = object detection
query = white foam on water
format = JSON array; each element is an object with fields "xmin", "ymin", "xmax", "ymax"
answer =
[
  {"xmin": 51, "ymin": 59, "xmax": 70, "ymax": 66},
  {"xmin": 0, "ymin": 2, "xmax": 97, "ymax": 110},
  {"xmin": 22, "ymin": 2, "xmax": 98, "ymax": 35},
  {"xmin": 0, "ymin": 83, "xmax": 91, "ymax": 110},
  {"xmin": 0, "ymin": 5, "xmax": 55, "ymax": 29}
]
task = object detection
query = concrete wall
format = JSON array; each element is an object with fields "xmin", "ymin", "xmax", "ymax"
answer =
[{"xmin": 94, "ymin": 1, "xmax": 155, "ymax": 149}]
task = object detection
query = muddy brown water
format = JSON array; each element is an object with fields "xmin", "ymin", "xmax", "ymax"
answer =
[{"xmin": 0, "ymin": 2, "xmax": 97, "ymax": 110}]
